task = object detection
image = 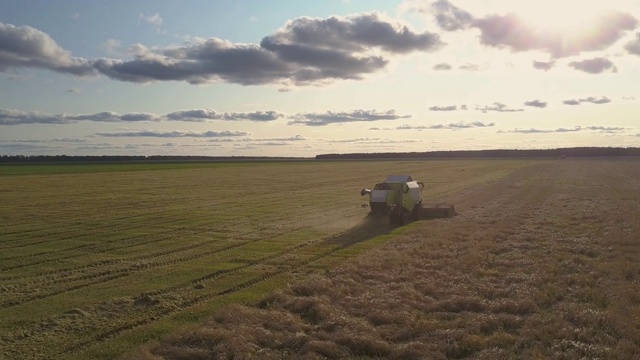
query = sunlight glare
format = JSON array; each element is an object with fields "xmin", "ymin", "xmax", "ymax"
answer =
[{"xmin": 515, "ymin": 1, "xmax": 606, "ymax": 32}]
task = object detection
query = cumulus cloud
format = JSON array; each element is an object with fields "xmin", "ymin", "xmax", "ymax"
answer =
[
  {"xmin": 263, "ymin": 13, "xmax": 442, "ymax": 55},
  {"xmin": 533, "ymin": 60, "xmax": 555, "ymax": 71},
  {"xmin": 563, "ymin": 99, "xmax": 581, "ymax": 106},
  {"xmin": 582, "ymin": 97, "xmax": 612, "ymax": 104},
  {"xmin": 472, "ymin": 11, "xmax": 638, "ymax": 58},
  {"xmin": 431, "ymin": 0, "xmax": 474, "ymax": 31},
  {"xmin": 67, "ymin": 111, "xmax": 160, "ymax": 122},
  {"xmin": 476, "ymin": 103, "xmax": 524, "ymax": 113},
  {"xmin": 289, "ymin": 109, "xmax": 410, "ymax": 126},
  {"xmin": 97, "ymin": 130, "xmax": 248, "ymax": 138},
  {"xmin": 166, "ymin": 109, "xmax": 283, "ymax": 122},
  {"xmin": 0, "ymin": 22, "xmax": 95, "ymax": 76},
  {"xmin": 562, "ymin": 96, "xmax": 612, "ymax": 105},
  {"xmin": 1, "ymin": 13, "xmax": 442, "ymax": 87},
  {"xmin": 429, "ymin": 105, "xmax": 457, "ymax": 111},
  {"xmin": 568, "ymin": 57, "xmax": 617, "ymax": 74},
  {"xmin": 626, "ymin": 33, "xmax": 640, "ymax": 55},
  {"xmin": 524, "ymin": 100, "xmax": 547, "ymax": 108},
  {"xmin": 433, "ymin": 63, "xmax": 452, "ymax": 70},
  {"xmin": 95, "ymin": 13, "xmax": 442, "ymax": 86}
]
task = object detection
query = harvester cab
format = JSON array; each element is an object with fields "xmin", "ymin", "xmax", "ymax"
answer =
[{"xmin": 361, "ymin": 175, "xmax": 456, "ymax": 225}]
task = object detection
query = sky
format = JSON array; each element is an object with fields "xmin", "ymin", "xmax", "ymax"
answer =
[{"xmin": 1, "ymin": 0, "xmax": 639, "ymax": 157}]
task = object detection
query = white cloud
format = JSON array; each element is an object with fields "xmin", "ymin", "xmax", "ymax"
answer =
[
  {"xmin": 0, "ymin": 23, "xmax": 95, "ymax": 76},
  {"xmin": 139, "ymin": 12, "xmax": 163, "ymax": 27}
]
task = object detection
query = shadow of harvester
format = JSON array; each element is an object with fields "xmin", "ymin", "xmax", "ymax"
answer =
[
  {"xmin": 324, "ymin": 216, "xmax": 396, "ymax": 248},
  {"xmin": 325, "ymin": 204, "xmax": 457, "ymax": 248}
]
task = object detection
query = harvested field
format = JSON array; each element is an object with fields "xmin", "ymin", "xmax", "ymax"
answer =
[
  {"xmin": 0, "ymin": 159, "xmax": 535, "ymax": 360},
  {"xmin": 133, "ymin": 158, "xmax": 640, "ymax": 359}
]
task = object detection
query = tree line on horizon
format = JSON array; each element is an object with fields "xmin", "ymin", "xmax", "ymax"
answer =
[
  {"xmin": 0, "ymin": 155, "xmax": 301, "ymax": 163},
  {"xmin": 1, "ymin": 147, "xmax": 639, "ymax": 163},
  {"xmin": 315, "ymin": 147, "xmax": 640, "ymax": 160}
]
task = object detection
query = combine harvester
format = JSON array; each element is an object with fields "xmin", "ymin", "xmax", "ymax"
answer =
[{"xmin": 361, "ymin": 175, "xmax": 456, "ymax": 225}]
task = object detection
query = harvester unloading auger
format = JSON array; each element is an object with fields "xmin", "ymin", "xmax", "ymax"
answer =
[{"xmin": 361, "ymin": 175, "xmax": 456, "ymax": 225}]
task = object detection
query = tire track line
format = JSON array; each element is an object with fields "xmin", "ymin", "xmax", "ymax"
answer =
[
  {"xmin": 59, "ymin": 221, "xmax": 384, "ymax": 357},
  {"xmin": 0, "ymin": 202, "xmax": 224, "ymax": 251},
  {"xmin": 0, "ymin": 209, "xmax": 358, "ymax": 309}
]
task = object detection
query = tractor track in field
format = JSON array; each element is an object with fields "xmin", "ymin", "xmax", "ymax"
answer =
[
  {"xmin": 0, "ymin": 198, "xmax": 271, "ymax": 269},
  {"xmin": 0, "ymin": 201, "xmax": 347, "ymax": 275},
  {"xmin": 0, "ymin": 216, "xmax": 212, "ymax": 271},
  {"xmin": 0, "ymin": 205, "xmax": 179, "ymax": 245},
  {"xmin": 0, "ymin": 193, "xmax": 333, "ymax": 265},
  {"xmin": 0, "ymin": 201, "xmax": 224, "ymax": 251},
  {"xmin": 0, "ymin": 212, "xmax": 196, "ymax": 251},
  {"xmin": 59, "ymin": 219, "xmax": 388, "ymax": 358},
  {"xmin": 2, "ymin": 214, "xmax": 385, "ymax": 359},
  {"xmin": 0, "ymin": 208, "xmax": 358, "ymax": 309}
]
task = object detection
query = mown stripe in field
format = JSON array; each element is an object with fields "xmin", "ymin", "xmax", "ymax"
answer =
[
  {"xmin": 0, "ymin": 208, "xmax": 357, "ymax": 310},
  {"xmin": 58, "ymin": 219, "xmax": 388, "ymax": 358}
]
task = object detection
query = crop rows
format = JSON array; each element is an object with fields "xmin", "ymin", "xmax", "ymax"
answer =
[
  {"xmin": 0, "ymin": 160, "xmax": 537, "ymax": 359},
  {"xmin": 142, "ymin": 158, "xmax": 640, "ymax": 359}
]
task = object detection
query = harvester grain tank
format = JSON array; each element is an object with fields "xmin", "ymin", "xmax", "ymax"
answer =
[{"xmin": 361, "ymin": 175, "xmax": 456, "ymax": 225}]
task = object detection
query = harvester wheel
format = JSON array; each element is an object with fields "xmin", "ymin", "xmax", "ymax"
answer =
[
  {"xmin": 389, "ymin": 207, "xmax": 401, "ymax": 225},
  {"xmin": 402, "ymin": 211, "xmax": 411, "ymax": 225},
  {"xmin": 411, "ymin": 202, "xmax": 422, "ymax": 221}
]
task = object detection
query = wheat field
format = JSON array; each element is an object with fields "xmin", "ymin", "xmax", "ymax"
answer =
[
  {"xmin": 132, "ymin": 158, "xmax": 640, "ymax": 359},
  {"xmin": 1, "ymin": 159, "xmax": 535, "ymax": 359}
]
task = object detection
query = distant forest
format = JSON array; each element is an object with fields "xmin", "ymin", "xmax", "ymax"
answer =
[
  {"xmin": 315, "ymin": 147, "xmax": 640, "ymax": 160},
  {"xmin": 0, "ymin": 155, "xmax": 303, "ymax": 163},
  {"xmin": 1, "ymin": 147, "xmax": 639, "ymax": 163}
]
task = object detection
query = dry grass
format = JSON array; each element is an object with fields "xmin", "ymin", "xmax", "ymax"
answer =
[{"xmin": 135, "ymin": 158, "xmax": 640, "ymax": 359}]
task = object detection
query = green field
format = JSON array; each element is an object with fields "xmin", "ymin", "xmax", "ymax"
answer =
[{"xmin": 0, "ymin": 160, "xmax": 541, "ymax": 359}]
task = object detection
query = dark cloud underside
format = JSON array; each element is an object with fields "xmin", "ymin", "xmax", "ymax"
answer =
[
  {"xmin": 96, "ymin": 130, "xmax": 248, "ymax": 138},
  {"xmin": 568, "ymin": 57, "xmax": 616, "ymax": 74},
  {"xmin": 289, "ymin": 109, "xmax": 410, "ymax": 126},
  {"xmin": 431, "ymin": 0, "xmax": 474, "ymax": 31},
  {"xmin": 524, "ymin": 100, "xmax": 547, "ymax": 108},
  {"xmin": 562, "ymin": 96, "xmax": 612, "ymax": 105},
  {"xmin": 0, "ymin": 108, "xmax": 286, "ymax": 125},
  {"xmin": 0, "ymin": 13, "xmax": 441, "ymax": 87},
  {"xmin": 626, "ymin": 33, "xmax": 640, "ymax": 55}
]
